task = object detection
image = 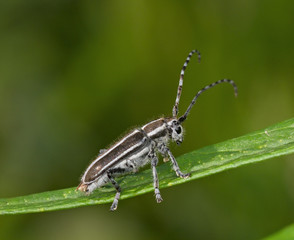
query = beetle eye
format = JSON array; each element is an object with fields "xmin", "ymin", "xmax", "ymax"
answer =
[{"xmin": 175, "ymin": 126, "xmax": 182, "ymax": 134}]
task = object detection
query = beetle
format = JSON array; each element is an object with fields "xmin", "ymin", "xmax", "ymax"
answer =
[{"xmin": 77, "ymin": 50, "xmax": 238, "ymax": 211}]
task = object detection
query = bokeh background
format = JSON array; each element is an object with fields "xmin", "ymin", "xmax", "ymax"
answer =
[{"xmin": 1, "ymin": 1, "xmax": 294, "ymax": 239}]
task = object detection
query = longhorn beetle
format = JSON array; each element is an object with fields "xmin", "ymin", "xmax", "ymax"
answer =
[{"xmin": 77, "ymin": 50, "xmax": 238, "ymax": 211}]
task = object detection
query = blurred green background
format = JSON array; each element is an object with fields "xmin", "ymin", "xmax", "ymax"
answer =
[{"xmin": 0, "ymin": 0, "xmax": 294, "ymax": 239}]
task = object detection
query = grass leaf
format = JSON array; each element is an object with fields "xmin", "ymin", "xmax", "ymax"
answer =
[
  {"xmin": 0, "ymin": 118, "xmax": 294, "ymax": 215},
  {"xmin": 262, "ymin": 223, "xmax": 294, "ymax": 240}
]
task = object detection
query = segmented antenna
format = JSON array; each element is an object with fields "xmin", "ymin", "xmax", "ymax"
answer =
[
  {"xmin": 172, "ymin": 50, "xmax": 201, "ymax": 117},
  {"xmin": 178, "ymin": 79, "xmax": 238, "ymax": 123}
]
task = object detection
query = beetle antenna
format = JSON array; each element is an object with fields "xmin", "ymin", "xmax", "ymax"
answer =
[
  {"xmin": 178, "ymin": 79, "xmax": 238, "ymax": 123},
  {"xmin": 172, "ymin": 50, "xmax": 201, "ymax": 117}
]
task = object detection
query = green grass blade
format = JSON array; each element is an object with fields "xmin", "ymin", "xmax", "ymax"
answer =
[
  {"xmin": 262, "ymin": 223, "xmax": 294, "ymax": 240},
  {"xmin": 0, "ymin": 118, "xmax": 293, "ymax": 215}
]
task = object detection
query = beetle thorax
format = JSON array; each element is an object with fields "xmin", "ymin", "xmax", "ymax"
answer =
[{"xmin": 141, "ymin": 117, "xmax": 184, "ymax": 145}]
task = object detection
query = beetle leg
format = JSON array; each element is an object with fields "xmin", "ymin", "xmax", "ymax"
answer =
[
  {"xmin": 106, "ymin": 168, "xmax": 125, "ymax": 211},
  {"xmin": 162, "ymin": 145, "xmax": 190, "ymax": 179},
  {"xmin": 150, "ymin": 153, "xmax": 163, "ymax": 203}
]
